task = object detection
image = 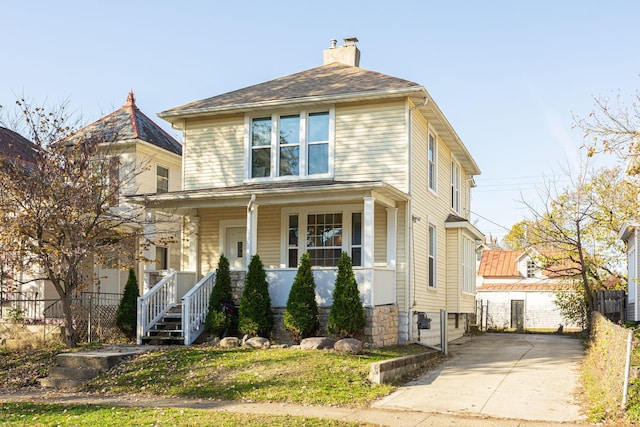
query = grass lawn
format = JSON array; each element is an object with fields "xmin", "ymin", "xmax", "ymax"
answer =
[
  {"xmin": 83, "ymin": 344, "xmax": 440, "ymax": 407},
  {"xmin": 0, "ymin": 402, "xmax": 375, "ymax": 426}
]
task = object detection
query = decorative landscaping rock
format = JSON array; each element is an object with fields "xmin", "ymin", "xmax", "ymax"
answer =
[
  {"xmin": 244, "ymin": 337, "xmax": 270, "ymax": 349},
  {"xmin": 219, "ymin": 337, "xmax": 240, "ymax": 348},
  {"xmin": 334, "ymin": 338, "xmax": 363, "ymax": 354},
  {"xmin": 299, "ymin": 337, "xmax": 336, "ymax": 350}
]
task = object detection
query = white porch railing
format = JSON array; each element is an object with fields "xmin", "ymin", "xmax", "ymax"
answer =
[
  {"xmin": 182, "ymin": 270, "xmax": 216, "ymax": 346},
  {"xmin": 137, "ymin": 270, "xmax": 178, "ymax": 345}
]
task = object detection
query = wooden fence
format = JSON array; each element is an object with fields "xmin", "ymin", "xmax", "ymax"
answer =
[{"xmin": 593, "ymin": 290, "xmax": 626, "ymax": 324}]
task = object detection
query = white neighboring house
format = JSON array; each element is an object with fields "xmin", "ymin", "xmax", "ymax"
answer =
[
  {"xmin": 619, "ymin": 221, "xmax": 639, "ymax": 321},
  {"xmin": 0, "ymin": 93, "xmax": 183, "ymax": 316},
  {"xmin": 476, "ymin": 249, "xmax": 581, "ymax": 331}
]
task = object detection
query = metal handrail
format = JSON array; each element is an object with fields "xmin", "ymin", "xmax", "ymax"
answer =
[
  {"xmin": 137, "ymin": 270, "xmax": 178, "ymax": 344},
  {"xmin": 182, "ymin": 270, "xmax": 216, "ymax": 345}
]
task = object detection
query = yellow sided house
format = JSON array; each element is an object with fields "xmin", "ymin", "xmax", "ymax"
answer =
[{"xmin": 136, "ymin": 39, "xmax": 483, "ymax": 347}]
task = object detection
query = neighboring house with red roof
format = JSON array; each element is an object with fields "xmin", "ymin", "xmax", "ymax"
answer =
[
  {"xmin": 477, "ymin": 249, "xmax": 580, "ymax": 331},
  {"xmin": 135, "ymin": 38, "xmax": 483, "ymax": 346}
]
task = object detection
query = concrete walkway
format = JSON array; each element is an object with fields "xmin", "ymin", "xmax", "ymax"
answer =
[{"xmin": 373, "ymin": 333, "xmax": 587, "ymax": 423}]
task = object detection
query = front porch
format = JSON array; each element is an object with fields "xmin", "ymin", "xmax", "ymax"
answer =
[
  {"xmin": 134, "ymin": 180, "xmax": 408, "ymax": 346},
  {"xmin": 137, "ymin": 265, "xmax": 398, "ymax": 346}
]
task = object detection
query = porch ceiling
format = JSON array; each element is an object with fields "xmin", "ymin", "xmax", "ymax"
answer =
[{"xmin": 127, "ymin": 180, "xmax": 409, "ymax": 210}]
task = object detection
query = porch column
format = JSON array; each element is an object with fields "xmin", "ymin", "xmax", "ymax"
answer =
[
  {"xmin": 363, "ymin": 197, "xmax": 375, "ymax": 307},
  {"xmin": 185, "ymin": 214, "xmax": 199, "ymax": 273},
  {"xmin": 246, "ymin": 197, "xmax": 258, "ymax": 268},
  {"xmin": 387, "ymin": 207, "xmax": 397, "ymax": 269},
  {"xmin": 142, "ymin": 208, "xmax": 156, "ymax": 293}
]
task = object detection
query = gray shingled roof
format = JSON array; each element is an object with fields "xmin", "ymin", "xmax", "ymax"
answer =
[
  {"xmin": 0, "ymin": 126, "xmax": 39, "ymax": 165},
  {"xmin": 160, "ymin": 63, "xmax": 422, "ymax": 117},
  {"xmin": 69, "ymin": 92, "xmax": 182, "ymax": 155}
]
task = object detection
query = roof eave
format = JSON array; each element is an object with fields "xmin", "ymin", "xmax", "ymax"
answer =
[{"xmin": 158, "ymin": 87, "xmax": 425, "ymax": 122}]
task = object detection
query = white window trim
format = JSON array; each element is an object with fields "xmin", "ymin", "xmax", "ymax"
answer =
[
  {"xmin": 462, "ymin": 235, "xmax": 475, "ymax": 294},
  {"xmin": 428, "ymin": 223, "xmax": 437, "ymax": 288},
  {"xmin": 427, "ymin": 130, "xmax": 438, "ymax": 194},
  {"xmin": 156, "ymin": 164, "xmax": 170, "ymax": 193},
  {"xmin": 451, "ymin": 158, "xmax": 461, "ymax": 214},
  {"xmin": 244, "ymin": 107, "xmax": 335, "ymax": 183},
  {"xmin": 280, "ymin": 204, "xmax": 361, "ymax": 268}
]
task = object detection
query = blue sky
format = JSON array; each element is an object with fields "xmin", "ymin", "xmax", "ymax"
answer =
[{"xmin": 2, "ymin": 1, "xmax": 639, "ymax": 242}]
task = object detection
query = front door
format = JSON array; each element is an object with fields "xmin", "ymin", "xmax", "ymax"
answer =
[{"xmin": 226, "ymin": 227, "xmax": 247, "ymax": 270}]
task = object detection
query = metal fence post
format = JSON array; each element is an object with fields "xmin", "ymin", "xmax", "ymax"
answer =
[{"xmin": 88, "ymin": 296, "xmax": 92, "ymax": 343}]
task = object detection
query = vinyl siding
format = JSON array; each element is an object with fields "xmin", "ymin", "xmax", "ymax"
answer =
[
  {"xmin": 257, "ymin": 205, "xmax": 281, "ymax": 268},
  {"xmin": 446, "ymin": 228, "xmax": 460, "ymax": 313},
  {"xmin": 135, "ymin": 143, "xmax": 182, "ymax": 194},
  {"xmin": 374, "ymin": 203, "xmax": 387, "ymax": 266},
  {"xmin": 334, "ymin": 100, "xmax": 408, "ymax": 191},
  {"xmin": 198, "ymin": 207, "xmax": 244, "ymax": 275},
  {"xmin": 183, "ymin": 115, "xmax": 244, "ymax": 190},
  {"xmin": 395, "ymin": 203, "xmax": 407, "ymax": 312},
  {"xmin": 410, "ymin": 110, "xmax": 462, "ymax": 313}
]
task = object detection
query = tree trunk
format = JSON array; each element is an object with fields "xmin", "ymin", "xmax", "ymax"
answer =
[{"xmin": 61, "ymin": 291, "xmax": 78, "ymax": 348}]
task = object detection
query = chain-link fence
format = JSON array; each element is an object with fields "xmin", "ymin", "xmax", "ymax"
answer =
[{"xmin": 42, "ymin": 292, "xmax": 125, "ymax": 343}]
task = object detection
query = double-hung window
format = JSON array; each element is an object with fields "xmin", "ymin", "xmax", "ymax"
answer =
[
  {"xmin": 157, "ymin": 165, "xmax": 169, "ymax": 193},
  {"xmin": 428, "ymin": 132, "xmax": 437, "ymax": 192},
  {"xmin": 249, "ymin": 110, "xmax": 331, "ymax": 180},
  {"xmin": 428, "ymin": 225, "xmax": 436, "ymax": 288},
  {"xmin": 451, "ymin": 160, "xmax": 461, "ymax": 213}
]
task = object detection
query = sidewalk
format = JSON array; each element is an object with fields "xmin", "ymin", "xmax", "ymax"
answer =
[{"xmin": 0, "ymin": 388, "xmax": 591, "ymax": 426}]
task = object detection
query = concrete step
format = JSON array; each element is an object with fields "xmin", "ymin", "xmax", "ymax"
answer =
[
  {"xmin": 48, "ymin": 366, "xmax": 102, "ymax": 380},
  {"xmin": 40, "ymin": 346, "xmax": 156, "ymax": 389},
  {"xmin": 55, "ymin": 352, "xmax": 125, "ymax": 371}
]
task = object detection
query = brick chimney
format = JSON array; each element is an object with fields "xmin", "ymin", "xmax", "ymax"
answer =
[{"xmin": 323, "ymin": 37, "xmax": 360, "ymax": 67}]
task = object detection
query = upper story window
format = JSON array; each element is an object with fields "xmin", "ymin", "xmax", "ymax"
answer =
[
  {"xmin": 428, "ymin": 132, "xmax": 437, "ymax": 192},
  {"xmin": 451, "ymin": 160, "xmax": 461, "ymax": 213},
  {"xmin": 248, "ymin": 110, "xmax": 332, "ymax": 181},
  {"xmin": 156, "ymin": 165, "xmax": 169, "ymax": 193}
]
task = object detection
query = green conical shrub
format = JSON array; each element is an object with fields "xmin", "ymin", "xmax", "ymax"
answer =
[
  {"xmin": 205, "ymin": 254, "xmax": 237, "ymax": 337},
  {"xmin": 116, "ymin": 268, "xmax": 140, "ymax": 340},
  {"xmin": 238, "ymin": 254, "xmax": 273, "ymax": 337},
  {"xmin": 283, "ymin": 252, "xmax": 319, "ymax": 342},
  {"xmin": 327, "ymin": 252, "xmax": 366, "ymax": 339}
]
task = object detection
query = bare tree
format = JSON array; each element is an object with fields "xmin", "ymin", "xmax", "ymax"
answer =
[
  {"xmin": 575, "ymin": 91, "xmax": 640, "ymax": 169},
  {"xmin": 515, "ymin": 165, "xmax": 634, "ymax": 320},
  {"xmin": 0, "ymin": 99, "xmax": 169, "ymax": 347}
]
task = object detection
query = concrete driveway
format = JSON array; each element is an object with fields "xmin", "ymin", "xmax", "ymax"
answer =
[{"xmin": 373, "ymin": 333, "xmax": 586, "ymax": 423}]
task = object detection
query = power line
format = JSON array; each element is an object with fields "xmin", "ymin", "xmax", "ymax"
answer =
[{"xmin": 471, "ymin": 210, "xmax": 511, "ymax": 232}]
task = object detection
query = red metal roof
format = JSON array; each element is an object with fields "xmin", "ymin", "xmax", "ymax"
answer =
[{"xmin": 477, "ymin": 250, "xmax": 522, "ymax": 278}]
